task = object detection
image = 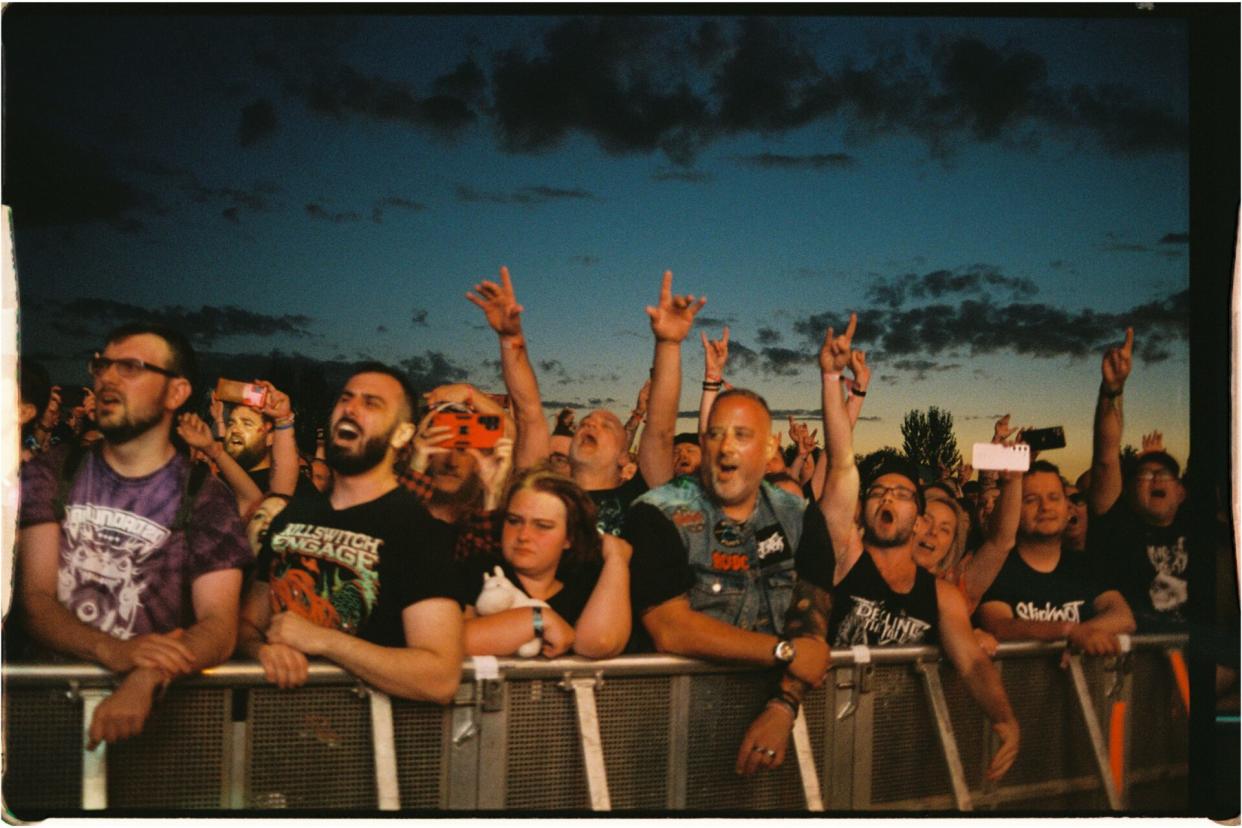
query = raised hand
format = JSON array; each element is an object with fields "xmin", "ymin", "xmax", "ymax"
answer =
[
  {"xmin": 647, "ymin": 270, "xmax": 706, "ymax": 343},
  {"xmin": 176, "ymin": 412, "xmax": 217, "ymax": 452},
  {"xmin": 848, "ymin": 348, "xmax": 870, "ymax": 389},
  {"xmin": 467, "ymin": 265, "xmax": 524, "ymax": 338},
  {"xmin": 1140, "ymin": 430, "xmax": 1164, "ymax": 455},
  {"xmin": 700, "ymin": 325, "xmax": 729, "ymax": 380},
  {"xmin": 40, "ymin": 386, "xmax": 61, "ymax": 431},
  {"xmin": 410, "ymin": 411, "xmax": 452, "ymax": 473},
  {"xmin": 634, "ymin": 379, "xmax": 651, "ymax": 414},
  {"xmin": 992, "ymin": 414, "xmax": 1014, "ymax": 445},
  {"xmin": 209, "ymin": 390, "xmax": 225, "ymax": 427},
  {"xmin": 818, "ymin": 312, "xmax": 857, "ymax": 374},
  {"xmin": 556, "ymin": 408, "xmax": 576, "ymax": 433},
  {"xmin": 255, "ymin": 380, "xmax": 292, "ymax": 421},
  {"xmin": 1101, "ymin": 327, "xmax": 1134, "ymax": 393},
  {"xmin": 472, "ymin": 437, "xmax": 515, "ymax": 510}
]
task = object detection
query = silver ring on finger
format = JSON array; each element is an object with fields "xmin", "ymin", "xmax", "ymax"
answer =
[
  {"xmin": 765, "ymin": 748, "xmax": 776, "ymax": 758},
  {"xmin": 751, "ymin": 745, "xmax": 766, "ymax": 753}
]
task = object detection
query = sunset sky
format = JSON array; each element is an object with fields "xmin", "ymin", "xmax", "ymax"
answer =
[{"xmin": 5, "ymin": 9, "xmax": 1201, "ymax": 476}]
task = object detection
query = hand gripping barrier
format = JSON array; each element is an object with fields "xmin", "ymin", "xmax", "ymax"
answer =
[{"xmin": 2, "ymin": 634, "xmax": 1189, "ymax": 815}]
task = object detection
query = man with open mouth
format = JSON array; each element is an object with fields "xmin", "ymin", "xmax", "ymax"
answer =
[{"xmin": 236, "ymin": 364, "xmax": 463, "ymax": 703}]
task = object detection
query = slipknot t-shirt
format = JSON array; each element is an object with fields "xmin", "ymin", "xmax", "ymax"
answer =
[
  {"xmin": 977, "ymin": 547, "xmax": 1115, "ymax": 625},
  {"xmin": 256, "ymin": 487, "xmax": 460, "ymax": 647},
  {"xmin": 19, "ymin": 446, "xmax": 251, "ymax": 639}
]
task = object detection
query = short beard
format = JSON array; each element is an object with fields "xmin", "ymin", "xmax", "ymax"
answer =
[
  {"xmin": 863, "ymin": 526, "xmax": 913, "ymax": 549},
  {"xmin": 326, "ymin": 431, "xmax": 391, "ymax": 476},
  {"xmin": 98, "ymin": 407, "xmax": 166, "ymax": 446},
  {"xmin": 228, "ymin": 442, "xmax": 268, "ymax": 471}
]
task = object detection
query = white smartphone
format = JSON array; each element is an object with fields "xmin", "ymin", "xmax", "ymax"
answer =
[{"xmin": 972, "ymin": 442, "xmax": 1031, "ymax": 472}]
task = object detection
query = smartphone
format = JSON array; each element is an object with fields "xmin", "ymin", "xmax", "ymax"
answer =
[
  {"xmin": 431, "ymin": 411, "xmax": 503, "ymax": 449},
  {"xmin": 216, "ymin": 378, "xmax": 268, "ymax": 409},
  {"xmin": 1022, "ymin": 426, "xmax": 1066, "ymax": 452},
  {"xmin": 972, "ymin": 442, "xmax": 1031, "ymax": 472}
]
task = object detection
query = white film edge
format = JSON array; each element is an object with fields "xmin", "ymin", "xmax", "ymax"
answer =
[{"xmin": 971, "ymin": 442, "xmax": 1031, "ymax": 472}]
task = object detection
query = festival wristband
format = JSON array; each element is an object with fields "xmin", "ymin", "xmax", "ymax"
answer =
[
  {"xmin": 531, "ymin": 606, "xmax": 545, "ymax": 640},
  {"xmin": 1099, "ymin": 384, "xmax": 1123, "ymax": 399}
]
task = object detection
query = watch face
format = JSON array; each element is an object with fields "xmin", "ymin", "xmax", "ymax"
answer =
[{"xmin": 775, "ymin": 640, "xmax": 795, "ymax": 662}]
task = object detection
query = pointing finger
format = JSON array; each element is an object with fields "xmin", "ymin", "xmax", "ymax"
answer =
[
  {"xmin": 843, "ymin": 312, "xmax": 858, "ymax": 341},
  {"xmin": 659, "ymin": 270, "xmax": 673, "ymax": 304},
  {"xmin": 499, "ymin": 265, "xmax": 513, "ymax": 293},
  {"xmin": 700, "ymin": 330, "xmax": 709, "ymax": 349},
  {"xmin": 1121, "ymin": 326, "xmax": 1134, "ymax": 356}
]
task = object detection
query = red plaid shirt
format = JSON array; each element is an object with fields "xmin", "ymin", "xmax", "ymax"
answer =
[{"xmin": 399, "ymin": 467, "xmax": 501, "ymax": 560}]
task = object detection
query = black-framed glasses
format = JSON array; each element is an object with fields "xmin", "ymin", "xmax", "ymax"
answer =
[
  {"xmin": 1134, "ymin": 470, "xmax": 1175, "ymax": 483},
  {"xmin": 1067, "ymin": 492, "xmax": 1085, "ymax": 505},
  {"xmin": 88, "ymin": 353, "xmax": 179, "ymax": 380},
  {"xmin": 864, "ymin": 484, "xmax": 918, "ymax": 502}
]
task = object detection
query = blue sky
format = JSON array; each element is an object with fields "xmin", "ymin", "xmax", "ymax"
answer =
[{"xmin": 6, "ymin": 10, "xmax": 1194, "ymax": 476}]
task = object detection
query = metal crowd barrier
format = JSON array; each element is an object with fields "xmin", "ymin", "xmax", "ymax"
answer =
[{"xmin": 2, "ymin": 634, "xmax": 1189, "ymax": 815}]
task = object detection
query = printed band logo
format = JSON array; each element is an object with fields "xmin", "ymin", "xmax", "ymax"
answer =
[
  {"xmin": 270, "ymin": 523, "xmax": 384, "ymax": 633},
  {"xmin": 754, "ymin": 526, "xmax": 788, "ymax": 562},
  {"xmin": 1145, "ymin": 538, "xmax": 1187, "ymax": 577},
  {"xmin": 671, "ymin": 507, "xmax": 705, "ymax": 533},
  {"xmin": 713, "ymin": 520, "xmax": 744, "ymax": 548},
  {"xmin": 836, "ymin": 596, "xmax": 932, "ymax": 646},
  {"xmin": 60, "ymin": 503, "xmax": 171, "ymax": 639},
  {"xmin": 1015, "ymin": 600, "xmax": 1085, "ymax": 623},
  {"xmin": 711, "ymin": 550, "xmax": 749, "ymax": 572}
]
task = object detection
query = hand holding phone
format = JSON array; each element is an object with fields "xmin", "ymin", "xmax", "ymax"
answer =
[
  {"xmin": 972, "ymin": 442, "xmax": 1030, "ymax": 472},
  {"xmin": 215, "ymin": 378, "xmax": 268, "ymax": 409},
  {"xmin": 430, "ymin": 411, "xmax": 502, "ymax": 449}
]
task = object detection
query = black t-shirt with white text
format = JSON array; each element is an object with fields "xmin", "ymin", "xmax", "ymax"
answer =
[
  {"xmin": 1088, "ymin": 501, "xmax": 1187, "ymax": 632},
  {"xmin": 977, "ymin": 547, "xmax": 1114, "ymax": 626},
  {"xmin": 829, "ymin": 551, "xmax": 939, "ymax": 647},
  {"xmin": 589, "ymin": 473, "xmax": 648, "ymax": 536}
]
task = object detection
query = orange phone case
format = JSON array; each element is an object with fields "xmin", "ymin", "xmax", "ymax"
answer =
[{"xmin": 431, "ymin": 411, "xmax": 502, "ymax": 449}]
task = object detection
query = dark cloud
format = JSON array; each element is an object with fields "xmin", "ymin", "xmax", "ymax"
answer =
[
  {"xmin": 238, "ymin": 98, "xmax": 278, "ymax": 146},
  {"xmin": 694, "ymin": 315, "xmax": 736, "ymax": 330},
  {"xmin": 890, "ymin": 358, "xmax": 962, "ymax": 381},
  {"xmin": 713, "ymin": 18, "xmax": 829, "ymax": 133},
  {"xmin": 570, "ymin": 254, "xmax": 599, "ymax": 266},
  {"xmin": 865, "ymin": 264, "xmax": 1038, "ymax": 308},
  {"xmin": 3, "ymin": 127, "xmax": 155, "ymax": 230},
  {"xmin": 793, "ymin": 288, "xmax": 1187, "ymax": 365},
  {"xmin": 1159, "ymin": 232, "xmax": 1189, "ymax": 244},
  {"xmin": 651, "ymin": 168, "xmax": 713, "ymax": 183},
  {"xmin": 432, "ymin": 58, "xmax": 487, "ymax": 103},
  {"xmin": 735, "ymin": 152, "xmax": 856, "ymax": 169},
  {"xmin": 411, "ymin": 308, "xmax": 428, "ymax": 326},
  {"xmin": 759, "ymin": 346, "xmax": 814, "ymax": 376},
  {"xmin": 284, "ymin": 62, "xmax": 476, "ymax": 136},
  {"xmin": 222, "ymin": 207, "xmax": 240, "ymax": 224},
  {"xmin": 490, "ymin": 17, "xmax": 711, "ymax": 166},
  {"xmin": 370, "ymin": 195, "xmax": 425, "ymax": 224},
  {"xmin": 455, "ymin": 183, "xmax": 595, "ymax": 206},
  {"xmin": 756, "ymin": 327, "xmax": 782, "ymax": 345},
  {"xmin": 376, "ymin": 325, "xmax": 388, "ymax": 333},
  {"xmin": 399, "ymin": 351, "xmax": 470, "ymax": 390},
  {"xmin": 306, "ymin": 203, "xmax": 361, "ymax": 223},
  {"xmin": 49, "ymin": 297, "xmax": 314, "ymax": 347},
  {"xmin": 1102, "ymin": 242, "xmax": 1151, "ymax": 253}
]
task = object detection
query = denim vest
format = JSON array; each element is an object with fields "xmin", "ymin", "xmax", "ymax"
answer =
[{"xmin": 635, "ymin": 476, "xmax": 807, "ymax": 634}]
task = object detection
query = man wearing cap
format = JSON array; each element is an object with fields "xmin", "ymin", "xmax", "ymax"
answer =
[
  {"xmin": 816, "ymin": 314, "xmax": 1020, "ymax": 782},
  {"xmin": 625, "ymin": 386, "xmax": 834, "ymax": 776},
  {"xmin": 672, "ymin": 432, "xmax": 701, "ymax": 477},
  {"xmin": 1087, "ymin": 327, "xmax": 1188, "ymax": 631}
]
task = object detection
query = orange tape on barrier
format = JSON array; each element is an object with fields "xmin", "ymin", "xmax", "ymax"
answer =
[
  {"xmin": 1109, "ymin": 700, "xmax": 1126, "ymax": 792},
  {"xmin": 1167, "ymin": 649, "xmax": 1190, "ymax": 714}
]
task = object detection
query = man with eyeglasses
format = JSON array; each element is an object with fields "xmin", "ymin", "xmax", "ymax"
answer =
[
  {"xmin": 17, "ymin": 323, "xmax": 251, "ymax": 748},
  {"xmin": 817, "ymin": 314, "xmax": 1020, "ymax": 783},
  {"xmin": 1087, "ymin": 327, "xmax": 1189, "ymax": 631}
]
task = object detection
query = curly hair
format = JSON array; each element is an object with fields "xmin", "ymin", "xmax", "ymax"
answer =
[{"xmin": 501, "ymin": 464, "xmax": 603, "ymax": 567}]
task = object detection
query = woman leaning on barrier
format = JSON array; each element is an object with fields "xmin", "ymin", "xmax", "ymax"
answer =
[{"xmin": 457, "ymin": 466, "xmax": 632, "ymax": 659}]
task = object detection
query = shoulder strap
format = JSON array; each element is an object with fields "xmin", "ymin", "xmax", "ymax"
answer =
[
  {"xmin": 52, "ymin": 442, "xmax": 91, "ymax": 522},
  {"xmin": 171, "ymin": 455, "xmax": 211, "ymax": 532}
]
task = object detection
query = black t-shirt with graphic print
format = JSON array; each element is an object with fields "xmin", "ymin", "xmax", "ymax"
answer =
[
  {"xmin": 588, "ymin": 473, "xmax": 648, "ymax": 536},
  {"xmin": 256, "ymin": 486, "xmax": 460, "ymax": 648},
  {"xmin": 1088, "ymin": 500, "xmax": 1188, "ymax": 632},
  {"xmin": 829, "ymin": 551, "xmax": 940, "ymax": 648},
  {"xmin": 977, "ymin": 547, "xmax": 1114, "ymax": 627}
]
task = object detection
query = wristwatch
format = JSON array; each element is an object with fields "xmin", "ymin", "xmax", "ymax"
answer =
[
  {"xmin": 531, "ymin": 606, "xmax": 545, "ymax": 640},
  {"xmin": 773, "ymin": 638, "xmax": 796, "ymax": 664}
]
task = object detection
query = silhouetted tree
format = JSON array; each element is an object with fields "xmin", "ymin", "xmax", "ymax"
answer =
[{"xmin": 900, "ymin": 406, "xmax": 961, "ymax": 471}]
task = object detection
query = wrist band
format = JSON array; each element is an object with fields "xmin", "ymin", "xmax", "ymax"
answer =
[
  {"xmin": 1100, "ymin": 384, "xmax": 1123, "ymax": 399},
  {"xmin": 273, "ymin": 422, "xmax": 295, "ymax": 431},
  {"xmin": 704, "ymin": 373, "xmax": 722, "ymax": 383},
  {"xmin": 821, "ymin": 372, "xmax": 842, "ymax": 383},
  {"xmin": 531, "ymin": 606, "xmax": 545, "ymax": 640},
  {"xmin": 766, "ymin": 697, "xmax": 798, "ymax": 718},
  {"xmin": 702, "ymin": 380, "xmax": 723, "ymax": 391},
  {"xmin": 213, "ymin": 435, "xmax": 224, "ymax": 442},
  {"xmin": 852, "ymin": 387, "xmax": 867, "ymax": 398}
]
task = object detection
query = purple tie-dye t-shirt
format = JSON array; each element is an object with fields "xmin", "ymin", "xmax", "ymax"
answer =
[{"xmin": 20, "ymin": 446, "xmax": 251, "ymax": 639}]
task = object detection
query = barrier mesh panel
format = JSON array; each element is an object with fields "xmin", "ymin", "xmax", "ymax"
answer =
[
  {"xmin": 391, "ymin": 699, "xmax": 448, "ymax": 809},
  {"xmin": 3, "ymin": 687, "xmax": 82, "ymax": 817},
  {"xmin": 1128, "ymin": 651, "xmax": 1188, "ymax": 772},
  {"xmin": 598, "ymin": 676, "xmax": 671, "ymax": 810},
  {"xmin": 107, "ymin": 688, "xmax": 229, "ymax": 808},
  {"xmin": 1129, "ymin": 777, "xmax": 1187, "ymax": 811},
  {"xmin": 941, "ymin": 662, "xmax": 986, "ymax": 786},
  {"xmin": 996, "ymin": 655, "xmax": 1101, "ymax": 792},
  {"xmin": 245, "ymin": 686, "xmax": 375, "ymax": 809},
  {"xmin": 504, "ymin": 678, "xmax": 588, "ymax": 809},
  {"xmin": 869, "ymin": 664, "xmax": 951, "ymax": 804},
  {"xmin": 684, "ymin": 673, "xmax": 804, "ymax": 810}
]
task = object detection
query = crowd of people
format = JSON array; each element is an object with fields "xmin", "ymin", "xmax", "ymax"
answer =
[{"xmin": 9, "ymin": 267, "xmax": 1236, "ymax": 784}]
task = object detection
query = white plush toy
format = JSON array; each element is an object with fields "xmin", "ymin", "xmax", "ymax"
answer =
[{"xmin": 475, "ymin": 565, "xmax": 548, "ymax": 657}]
